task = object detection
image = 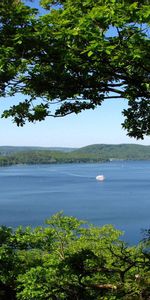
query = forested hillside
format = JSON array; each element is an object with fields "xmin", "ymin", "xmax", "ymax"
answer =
[
  {"xmin": 74, "ymin": 144, "xmax": 150, "ymax": 160},
  {"xmin": 0, "ymin": 146, "xmax": 76, "ymax": 155},
  {"xmin": 0, "ymin": 150, "xmax": 106, "ymax": 166},
  {"xmin": 0, "ymin": 144, "xmax": 150, "ymax": 166}
]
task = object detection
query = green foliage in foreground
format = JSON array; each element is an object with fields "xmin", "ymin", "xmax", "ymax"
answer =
[
  {"xmin": 0, "ymin": 212, "xmax": 150, "ymax": 300},
  {"xmin": 0, "ymin": 0, "xmax": 150, "ymax": 139}
]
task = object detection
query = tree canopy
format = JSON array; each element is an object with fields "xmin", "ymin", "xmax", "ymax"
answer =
[
  {"xmin": 0, "ymin": 212, "xmax": 150, "ymax": 300},
  {"xmin": 0, "ymin": 0, "xmax": 150, "ymax": 138}
]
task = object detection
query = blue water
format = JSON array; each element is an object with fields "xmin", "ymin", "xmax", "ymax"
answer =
[{"xmin": 0, "ymin": 161, "xmax": 150, "ymax": 244}]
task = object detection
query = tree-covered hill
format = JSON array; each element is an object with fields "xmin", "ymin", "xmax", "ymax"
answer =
[
  {"xmin": 0, "ymin": 144, "xmax": 150, "ymax": 166},
  {"xmin": 73, "ymin": 144, "xmax": 150, "ymax": 160},
  {"xmin": 0, "ymin": 149, "xmax": 106, "ymax": 166},
  {"xmin": 0, "ymin": 146, "xmax": 76, "ymax": 155}
]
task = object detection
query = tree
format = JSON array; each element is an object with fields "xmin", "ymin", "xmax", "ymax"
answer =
[
  {"xmin": 0, "ymin": 212, "xmax": 150, "ymax": 300},
  {"xmin": 0, "ymin": 0, "xmax": 150, "ymax": 138}
]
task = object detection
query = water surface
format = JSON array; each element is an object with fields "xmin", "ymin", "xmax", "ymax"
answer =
[{"xmin": 0, "ymin": 161, "xmax": 150, "ymax": 244}]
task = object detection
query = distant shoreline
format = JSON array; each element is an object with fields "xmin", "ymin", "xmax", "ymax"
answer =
[{"xmin": 0, "ymin": 144, "xmax": 150, "ymax": 166}]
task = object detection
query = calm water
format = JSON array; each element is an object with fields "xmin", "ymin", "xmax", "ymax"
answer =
[{"xmin": 0, "ymin": 161, "xmax": 150, "ymax": 244}]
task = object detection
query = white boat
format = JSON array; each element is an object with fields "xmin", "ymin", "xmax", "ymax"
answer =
[{"xmin": 96, "ymin": 175, "xmax": 105, "ymax": 181}]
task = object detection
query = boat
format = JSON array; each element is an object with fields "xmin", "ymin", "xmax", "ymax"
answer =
[{"xmin": 96, "ymin": 175, "xmax": 105, "ymax": 181}]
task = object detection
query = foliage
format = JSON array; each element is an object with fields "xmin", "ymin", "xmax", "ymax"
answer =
[
  {"xmin": 0, "ymin": 0, "xmax": 150, "ymax": 138},
  {"xmin": 1, "ymin": 144, "xmax": 150, "ymax": 166},
  {"xmin": 0, "ymin": 149, "xmax": 106, "ymax": 166},
  {"xmin": 0, "ymin": 212, "xmax": 150, "ymax": 299}
]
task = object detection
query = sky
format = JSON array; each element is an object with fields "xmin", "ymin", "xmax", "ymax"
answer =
[
  {"xmin": 1, "ymin": 0, "xmax": 150, "ymax": 148},
  {"xmin": 1, "ymin": 96, "xmax": 150, "ymax": 148}
]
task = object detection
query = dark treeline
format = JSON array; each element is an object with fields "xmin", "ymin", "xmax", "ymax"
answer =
[
  {"xmin": 0, "ymin": 144, "xmax": 150, "ymax": 166},
  {"xmin": 0, "ymin": 150, "xmax": 107, "ymax": 166}
]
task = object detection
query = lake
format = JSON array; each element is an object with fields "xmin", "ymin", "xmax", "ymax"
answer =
[{"xmin": 0, "ymin": 161, "xmax": 150, "ymax": 244}]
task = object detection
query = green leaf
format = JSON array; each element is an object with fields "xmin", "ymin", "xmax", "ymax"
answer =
[{"xmin": 87, "ymin": 50, "xmax": 93, "ymax": 57}]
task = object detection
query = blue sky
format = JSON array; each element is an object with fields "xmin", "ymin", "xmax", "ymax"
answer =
[
  {"xmin": 1, "ymin": 0, "xmax": 149, "ymax": 148},
  {"xmin": 1, "ymin": 96, "xmax": 150, "ymax": 147}
]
